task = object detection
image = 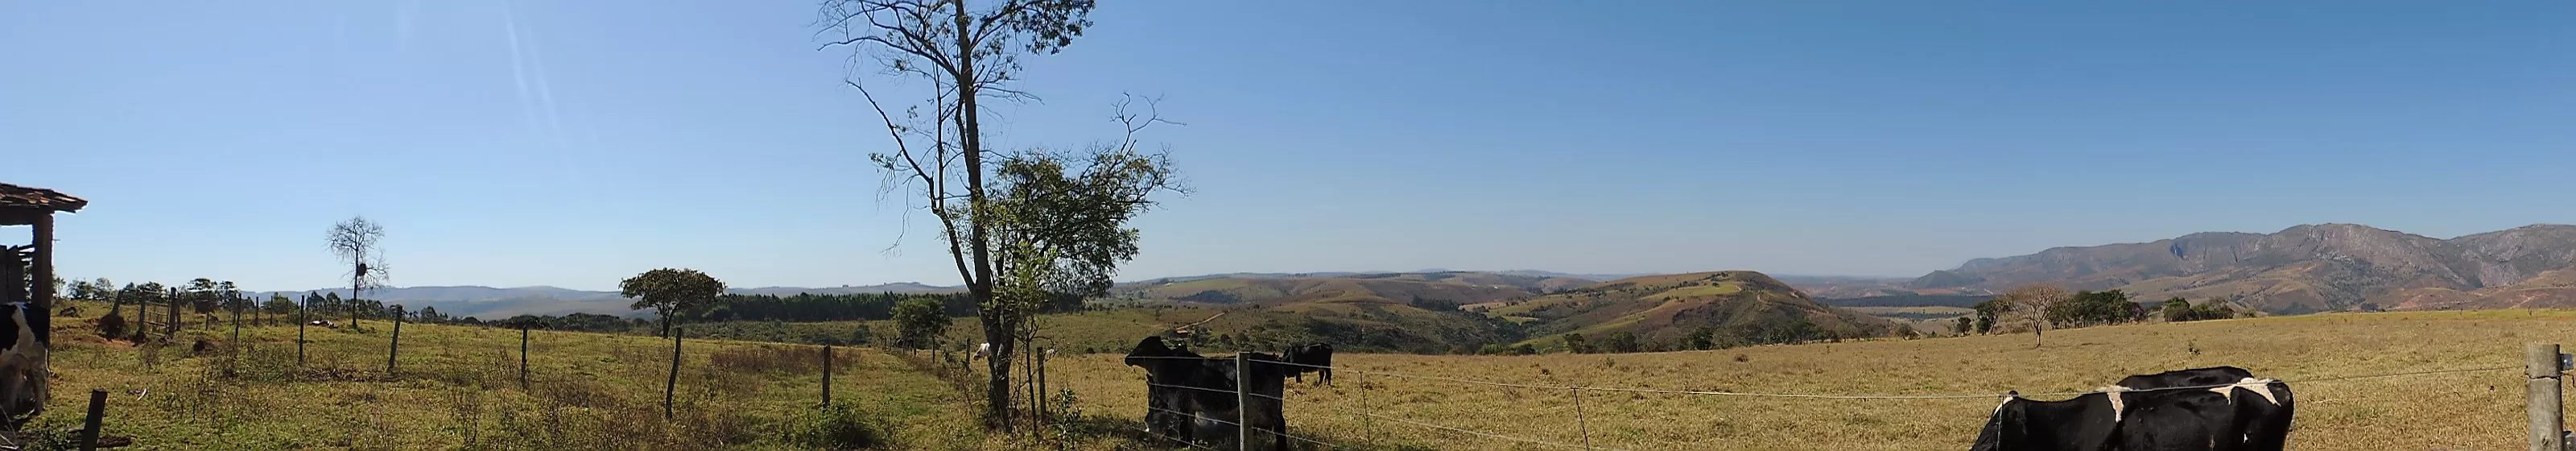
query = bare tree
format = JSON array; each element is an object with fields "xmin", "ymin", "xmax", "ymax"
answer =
[
  {"xmin": 2000, "ymin": 284, "xmax": 2070, "ymax": 347},
  {"xmin": 327, "ymin": 217, "xmax": 388, "ymax": 329},
  {"xmin": 816, "ymin": 0, "xmax": 1101, "ymax": 431}
]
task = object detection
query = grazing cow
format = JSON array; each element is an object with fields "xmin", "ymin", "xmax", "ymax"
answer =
[
  {"xmin": 971, "ymin": 342, "xmax": 991, "ymax": 360},
  {"xmin": 1125, "ymin": 336, "xmax": 1290, "ymax": 451},
  {"xmin": 1282, "ymin": 342, "xmax": 1333, "ymax": 386},
  {"xmin": 0, "ymin": 303, "xmax": 51, "ymax": 430},
  {"xmin": 308, "ymin": 320, "xmax": 338, "ymax": 329},
  {"xmin": 1971, "ymin": 366, "xmax": 2293, "ymax": 451}
]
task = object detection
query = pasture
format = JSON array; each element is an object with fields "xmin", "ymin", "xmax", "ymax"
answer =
[
  {"xmin": 1045, "ymin": 309, "xmax": 2570, "ymax": 450},
  {"xmin": 30, "ymin": 299, "xmax": 1018, "ymax": 450}
]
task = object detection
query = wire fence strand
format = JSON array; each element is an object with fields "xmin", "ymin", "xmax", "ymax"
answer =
[
  {"xmin": 1143, "ymin": 406, "xmax": 1337, "ymax": 449},
  {"xmin": 1122, "ymin": 352, "xmax": 2529, "ymax": 451},
  {"xmin": 1336, "ymin": 407, "xmax": 1635, "ymax": 451}
]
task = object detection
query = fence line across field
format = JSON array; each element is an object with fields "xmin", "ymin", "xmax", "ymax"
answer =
[
  {"xmin": 1121, "ymin": 351, "xmax": 2549, "ymax": 451},
  {"xmin": 1124, "ymin": 354, "xmax": 2521, "ymax": 399},
  {"xmin": 1144, "ymin": 405, "xmax": 1341, "ymax": 450}
]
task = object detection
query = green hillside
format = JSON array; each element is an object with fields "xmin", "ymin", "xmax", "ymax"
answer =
[{"xmin": 1485, "ymin": 271, "xmax": 1903, "ymax": 350}]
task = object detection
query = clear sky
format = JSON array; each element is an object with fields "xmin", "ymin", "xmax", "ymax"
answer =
[{"xmin": 7, "ymin": 1, "xmax": 2573, "ymax": 292}]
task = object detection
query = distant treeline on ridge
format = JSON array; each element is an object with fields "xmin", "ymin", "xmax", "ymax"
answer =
[
  {"xmin": 1817, "ymin": 294, "xmax": 1993, "ymax": 308},
  {"xmin": 489, "ymin": 292, "xmax": 974, "ymax": 335}
]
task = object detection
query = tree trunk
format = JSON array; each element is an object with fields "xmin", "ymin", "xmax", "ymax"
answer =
[
  {"xmin": 2032, "ymin": 320, "xmax": 2044, "ymax": 347},
  {"xmin": 981, "ymin": 312, "xmax": 1012, "ymax": 431},
  {"xmin": 666, "ymin": 325, "xmax": 682, "ymax": 420},
  {"xmin": 953, "ymin": 7, "xmax": 1009, "ymax": 432}
]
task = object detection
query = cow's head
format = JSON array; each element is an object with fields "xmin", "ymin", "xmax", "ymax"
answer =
[
  {"xmin": 0, "ymin": 304, "xmax": 50, "ymax": 428},
  {"xmin": 1126, "ymin": 336, "xmax": 1175, "ymax": 369}
]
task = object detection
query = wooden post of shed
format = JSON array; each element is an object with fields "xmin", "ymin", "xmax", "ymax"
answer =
[
  {"xmin": 2531, "ymin": 342, "xmax": 2564, "ymax": 451},
  {"xmin": 30, "ymin": 213, "xmax": 52, "ymax": 341}
]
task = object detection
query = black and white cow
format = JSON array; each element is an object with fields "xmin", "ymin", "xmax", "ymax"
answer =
[
  {"xmin": 0, "ymin": 302, "xmax": 52, "ymax": 430},
  {"xmin": 1971, "ymin": 366, "xmax": 2293, "ymax": 451},
  {"xmin": 1283, "ymin": 342, "xmax": 1333, "ymax": 386},
  {"xmin": 2116, "ymin": 366, "xmax": 2294, "ymax": 451},
  {"xmin": 1125, "ymin": 336, "xmax": 1290, "ymax": 451}
]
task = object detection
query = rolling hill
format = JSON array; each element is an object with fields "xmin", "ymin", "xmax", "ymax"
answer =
[
  {"xmin": 1905, "ymin": 223, "xmax": 2576, "ymax": 313},
  {"xmin": 1478, "ymin": 271, "xmax": 1902, "ymax": 350},
  {"xmin": 1111, "ymin": 271, "xmax": 1591, "ymax": 304}
]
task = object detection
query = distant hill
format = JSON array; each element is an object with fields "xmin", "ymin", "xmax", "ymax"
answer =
[
  {"xmin": 1127, "ymin": 269, "xmax": 1645, "ymax": 285},
  {"xmin": 1112, "ymin": 271, "xmax": 1591, "ymax": 304},
  {"xmin": 1480, "ymin": 271, "xmax": 1901, "ymax": 350},
  {"xmin": 250, "ymin": 282, "xmax": 964, "ymax": 319},
  {"xmin": 1904, "ymin": 223, "xmax": 2576, "ymax": 313}
]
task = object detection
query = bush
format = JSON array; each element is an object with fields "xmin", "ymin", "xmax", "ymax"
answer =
[
  {"xmin": 98, "ymin": 310, "xmax": 128, "ymax": 340},
  {"xmin": 786, "ymin": 403, "xmax": 886, "ymax": 449}
]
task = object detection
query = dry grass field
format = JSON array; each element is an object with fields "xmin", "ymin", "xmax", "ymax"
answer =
[
  {"xmin": 41, "ymin": 298, "xmax": 2576, "ymax": 450},
  {"xmin": 1046, "ymin": 309, "xmax": 2576, "ymax": 450},
  {"xmin": 30, "ymin": 299, "xmax": 1026, "ymax": 450}
]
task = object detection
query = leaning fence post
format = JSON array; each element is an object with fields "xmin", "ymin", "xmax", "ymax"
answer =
[
  {"xmin": 1236, "ymin": 353, "xmax": 1252, "ymax": 451},
  {"xmin": 80, "ymin": 388, "xmax": 105, "ymax": 451},
  {"xmin": 387, "ymin": 306, "xmax": 404, "ymax": 377},
  {"xmin": 1572, "ymin": 387, "xmax": 1594, "ymax": 450},
  {"xmin": 822, "ymin": 345, "xmax": 834, "ymax": 407},
  {"xmin": 2531, "ymin": 342, "xmax": 2565, "ymax": 451}
]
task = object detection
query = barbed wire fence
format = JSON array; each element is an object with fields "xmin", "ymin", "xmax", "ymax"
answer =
[{"xmin": 1121, "ymin": 349, "xmax": 2559, "ymax": 451}]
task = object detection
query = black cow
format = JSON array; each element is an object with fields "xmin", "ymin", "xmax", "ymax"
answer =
[
  {"xmin": 1971, "ymin": 366, "xmax": 2293, "ymax": 451},
  {"xmin": 1125, "ymin": 337, "xmax": 1291, "ymax": 451},
  {"xmin": 1283, "ymin": 342, "xmax": 1333, "ymax": 386},
  {"xmin": 2116, "ymin": 366, "xmax": 2295, "ymax": 451}
]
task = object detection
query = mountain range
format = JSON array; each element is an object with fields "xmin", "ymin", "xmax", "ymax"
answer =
[{"xmin": 1902, "ymin": 223, "xmax": 2576, "ymax": 313}]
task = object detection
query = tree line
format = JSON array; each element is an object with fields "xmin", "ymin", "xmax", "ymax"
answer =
[{"xmin": 1954, "ymin": 287, "xmax": 2251, "ymax": 337}]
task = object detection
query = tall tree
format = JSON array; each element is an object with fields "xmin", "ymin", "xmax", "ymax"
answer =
[
  {"xmin": 621, "ymin": 268, "xmax": 726, "ymax": 337},
  {"xmin": 618, "ymin": 267, "xmax": 724, "ymax": 420},
  {"xmin": 327, "ymin": 217, "xmax": 388, "ymax": 328},
  {"xmin": 818, "ymin": 0, "xmax": 1142, "ymax": 430}
]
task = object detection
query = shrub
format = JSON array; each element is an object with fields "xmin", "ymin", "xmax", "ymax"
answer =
[
  {"xmin": 786, "ymin": 403, "xmax": 886, "ymax": 449},
  {"xmin": 98, "ymin": 310, "xmax": 128, "ymax": 340}
]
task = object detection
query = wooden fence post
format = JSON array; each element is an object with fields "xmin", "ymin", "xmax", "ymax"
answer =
[
  {"xmin": 164, "ymin": 288, "xmax": 179, "ymax": 338},
  {"xmin": 79, "ymin": 388, "xmax": 104, "ymax": 451},
  {"xmin": 387, "ymin": 306, "xmax": 403, "ymax": 377},
  {"xmin": 1235, "ymin": 353, "xmax": 1251, "ymax": 451},
  {"xmin": 2531, "ymin": 342, "xmax": 2564, "ymax": 451},
  {"xmin": 822, "ymin": 345, "xmax": 833, "ymax": 407},
  {"xmin": 519, "ymin": 326, "xmax": 530, "ymax": 389}
]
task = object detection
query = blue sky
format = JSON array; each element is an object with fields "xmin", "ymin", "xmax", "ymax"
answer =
[{"xmin": 6, "ymin": 1, "xmax": 2573, "ymax": 292}]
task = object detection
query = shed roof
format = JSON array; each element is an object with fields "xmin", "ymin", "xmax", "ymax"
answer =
[{"xmin": 0, "ymin": 183, "xmax": 85, "ymax": 226}]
